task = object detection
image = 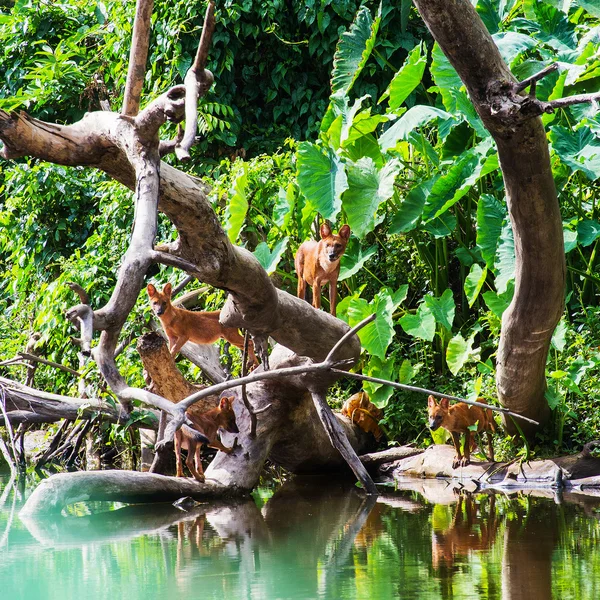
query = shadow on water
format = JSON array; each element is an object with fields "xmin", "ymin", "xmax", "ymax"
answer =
[{"xmin": 3, "ymin": 470, "xmax": 600, "ymax": 599}]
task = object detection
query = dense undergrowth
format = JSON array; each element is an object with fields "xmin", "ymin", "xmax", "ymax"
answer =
[{"xmin": 1, "ymin": 0, "xmax": 600, "ymax": 468}]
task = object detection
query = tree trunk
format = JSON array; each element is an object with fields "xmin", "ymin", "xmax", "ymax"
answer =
[{"xmin": 413, "ymin": 0, "xmax": 565, "ymax": 432}]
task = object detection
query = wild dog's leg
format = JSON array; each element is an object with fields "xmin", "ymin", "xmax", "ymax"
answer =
[
  {"xmin": 461, "ymin": 431, "xmax": 472, "ymax": 466},
  {"xmin": 312, "ymin": 282, "xmax": 322, "ymax": 310},
  {"xmin": 208, "ymin": 436, "xmax": 234, "ymax": 454},
  {"xmin": 295, "ymin": 250, "xmax": 306, "ymax": 300},
  {"xmin": 185, "ymin": 443, "xmax": 205, "ymax": 483},
  {"xmin": 487, "ymin": 431, "xmax": 495, "ymax": 462},
  {"xmin": 174, "ymin": 430, "xmax": 184, "ymax": 477},
  {"xmin": 168, "ymin": 336, "xmax": 189, "ymax": 357},
  {"xmin": 450, "ymin": 431, "xmax": 463, "ymax": 468},
  {"xmin": 194, "ymin": 445, "xmax": 205, "ymax": 482},
  {"xmin": 329, "ymin": 275, "xmax": 339, "ymax": 317}
]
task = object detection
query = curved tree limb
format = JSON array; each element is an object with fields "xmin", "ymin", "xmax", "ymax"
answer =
[{"xmin": 413, "ymin": 0, "xmax": 566, "ymax": 432}]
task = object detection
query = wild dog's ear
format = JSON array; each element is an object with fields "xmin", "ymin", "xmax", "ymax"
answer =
[
  {"xmin": 219, "ymin": 397, "xmax": 228, "ymax": 410},
  {"xmin": 320, "ymin": 222, "xmax": 332, "ymax": 239},
  {"xmin": 440, "ymin": 397, "xmax": 450, "ymax": 410},
  {"xmin": 147, "ymin": 283, "xmax": 156, "ymax": 296},
  {"xmin": 163, "ymin": 282, "xmax": 172, "ymax": 298},
  {"xmin": 339, "ymin": 224, "xmax": 351, "ymax": 240},
  {"xmin": 427, "ymin": 395, "xmax": 437, "ymax": 408}
]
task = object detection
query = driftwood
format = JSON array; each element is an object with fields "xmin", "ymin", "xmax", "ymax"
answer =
[{"xmin": 0, "ymin": 376, "xmax": 128, "ymax": 425}]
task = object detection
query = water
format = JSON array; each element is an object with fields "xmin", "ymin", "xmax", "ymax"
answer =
[{"xmin": 2, "ymin": 471, "xmax": 600, "ymax": 600}]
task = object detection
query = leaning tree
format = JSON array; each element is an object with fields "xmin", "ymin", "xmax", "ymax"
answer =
[{"xmin": 1, "ymin": 0, "xmax": 597, "ymax": 508}]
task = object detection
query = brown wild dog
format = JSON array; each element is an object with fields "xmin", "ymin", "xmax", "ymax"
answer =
[
  {"xmin": 427, "ymin": 395, "xmax": 496, "ymax": 468},
  {"xmin": 295, "ymin": 222, "xmax": 350, "ymax": 317},
  {"xmin": 147, "ymin": 283, "xmax": 258, "ymax": 368},
  {"xmin": 175, "ymin": 396, "xmax": 239, "ymax": 483}
]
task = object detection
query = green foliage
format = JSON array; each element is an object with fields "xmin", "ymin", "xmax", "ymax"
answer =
[{"xmin": 2, "ymin": 0, "xmax": 600, "ymax": 455}]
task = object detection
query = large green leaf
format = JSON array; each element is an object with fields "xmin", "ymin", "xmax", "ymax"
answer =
[
  {"xmin": 363, "ymin": 355, "xmax": 396, "ymax": 408},
  {"xmin": 297, "ymin": 142, "xmax": 348, "ymax": 221},
  {"xmin": 482, "ymin": 283, "xmax": 514, "ymax": 318},
  {"xmin": 464, "ymin": 264, "xmax": 488, "ymax": 307},
  {"xmin": 446, "ymin": 333, "xmax": 477, "ymax": 376},
  {"xmin": 424, "ymin": 289, "xmax": 456, "ymax": 331},
  {"xmin": 550, "ymin": 125, "xmax": 600, "ymax": 180},
  {"xmin": 476, "ymin": 194, "xmax": 507, "ymax": 269},
  {"xmin": 492, "ymin": 31, "xmax": 538, "ymax": 66},
  {"xmin": 389, "ymin": 177, "xmax": 436, "ymax": 234},
  {"xmin": 399, "ymin": 303, "xmax": 436, "ymax": 341},
  {"xmin": 253, "ymin": 237, "xmax": 289, "ymax": 274},
  {"xmin": 423, "ymin": 138, "xmax": 496, "ymax": 222},
  {"xmin": 273, "ymin": 183, "xmax": 296, "ymax": 229},
  {"xmin": 331, "ymin": 4, "xmax": 381, "ymax": 95},
  {"xmin": 577, "ymin": 219, "xmax": 600, "ymax": 247},
  {"xmin": 343, "ymin": 157, "xmax": 401, "ymax": 239},
  {"xmin": 224, "ymin": 163, "xmax": 248, "ymax": 242},
  {"xmin": 379, "ymin": 42, "xmax": 427, "ymax": 110},
  {"xmin": 429, "ymin": 43, "xmax": 486, "ymax": 137},
  {"xmin": 494, "ymin": 222, "xmax": 515, "ymax": 294},
  {"xmin": 339, "ymin": 240, "xmax": 377, "ymax": 281},
  {"xmin": 347, "ymin": 288, "xmax": 396, "ymax": 359},
  {"xmin": 379, "ymin": 106, "xmax": 452, "ymax": 152}
]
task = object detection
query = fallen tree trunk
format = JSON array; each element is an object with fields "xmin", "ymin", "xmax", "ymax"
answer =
[{"xmin": 0, "ymin": 376, "xmax": 129, "ymax": 425}]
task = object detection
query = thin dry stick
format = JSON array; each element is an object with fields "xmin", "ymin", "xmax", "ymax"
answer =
[
  {"xmin": 329, "ymin": 369, "xmax": 539, "ymax": 426},
  {"xmin": 241, "ymin": 330, "xmax": 257, "ymax": 438},
  {"xmin": 515, "ymin": 63, "xmax": 559, "ymax": 92},
  {"xmin": 18, "ymin": 353, "xmax": 81, "ymax": 376}
]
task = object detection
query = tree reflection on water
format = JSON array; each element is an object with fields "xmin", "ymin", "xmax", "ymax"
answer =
[{"xmin": 1, "ymin": 472, "xmax": 600, "ymax": 599}]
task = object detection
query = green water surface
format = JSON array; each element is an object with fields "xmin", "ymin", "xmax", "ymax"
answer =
[{"xmin": 1, "ymin": 472, "xmax": 599, "ymax": 599}]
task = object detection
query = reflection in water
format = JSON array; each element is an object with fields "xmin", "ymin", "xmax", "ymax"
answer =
[{"xmin": 2, "ymin": 471, "xmax": 600, "ymax": 599}]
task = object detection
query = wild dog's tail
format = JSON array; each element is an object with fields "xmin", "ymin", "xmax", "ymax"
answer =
[{"xmin": 181, "ymin": 424, "xmax": 210, "ymax": 445}]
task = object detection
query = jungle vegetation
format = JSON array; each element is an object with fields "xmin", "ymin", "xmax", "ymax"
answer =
[{"xmin": 1, "ymin": 0, "xmax": 600, "ymax": 476}]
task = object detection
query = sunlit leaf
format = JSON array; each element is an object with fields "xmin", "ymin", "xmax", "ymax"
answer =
[
  {"xmin": 343, "ymin": 157, "xmax": 401, "ymax": 239},
  {"xmin": 464, "ymin": 263, "xmax": 488, "ymax": 307},
  {"xmin": 253, "ymin": 237, "xmax": 289, "ymax": 274},
  {"xmin": 494, "ymin": 222, "xmax": 515, "ymax": 294},
  {"xmin": 379, "ymin": 42, "xmax": 427, "ymax": 110},
  {"xmin": 331, "ymin": 4, "xmax": 380, "ymax": 95},
  {"xmin": 363, "ymin": 355, "xmax": 396, "ymax": 407},
  {"xmin": 424, "ymin": 289, "xmax": 455, "ymax": 331},
  {"xmin": 297, "ymin": 142, "xmax": 347, "ymax": 221},
  {"xmin": 446, "ymin": 332, "xmax": 477, "ymax": 376},
  {"xmin": 399, "ymin": 303, "xmax": 436, "ymax": 341},
  {"xmin": 347, "ymin": 288, "xmax": 395, "ymax": 359},
  {"xmin": 224, "ymin": 163, "xmax": 248, "ymax": 242},
  {"xmin": 339, "ymin": 240, "xmax": 377, "ymax": 281},
  {"xmin": 477, "ymin": 194, "xmax": 507, "ymax": 269}
]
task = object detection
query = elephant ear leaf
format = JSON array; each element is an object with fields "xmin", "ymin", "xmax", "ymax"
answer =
[{"xmin": 331, "ymin": 4, "xmax": 381, "ymax": 96}]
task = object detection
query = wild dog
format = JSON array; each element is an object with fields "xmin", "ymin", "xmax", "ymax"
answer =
[
  {"xmin": 175, "ymin": 396, "xmax": 239, "ymax": 483},
  {"xmin": 147, "ymin": 282, "xmax": 258, "ymax": 368},
  {"xmin": 295, "ymin": 222, "xmax": 350, "ymax": 317},
  {"xmin": 427, "ymin": 395, "xmax": 496, "ymax": 468}
]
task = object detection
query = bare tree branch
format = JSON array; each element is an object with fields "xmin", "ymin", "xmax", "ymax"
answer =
[
  {"xmin": 175, "ymin": 1, "xmax": 216, "ymax": 161},
  {"xmin": 122, "ymin": 0, "xmax": 155, "ymax": 116}
]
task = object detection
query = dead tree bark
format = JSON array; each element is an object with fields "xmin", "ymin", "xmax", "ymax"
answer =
[{"xmin": 413, "ymin": 0, "xmax": 567, "ymax": 432}]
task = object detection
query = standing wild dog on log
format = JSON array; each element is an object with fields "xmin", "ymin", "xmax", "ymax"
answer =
[
  {"xmin": 427, "ymin": 396, "xmax": 496, "ymax": 468},
  {"xmin": 176, "ymin": 396, "xmax": 239, "ymax": 483},
  {"xmin": 295, "ymin": 223, "xmax": 350, "ymax": 317},
  {"xmin": 147, "ymin": 283, "xmax": 258, "ymax": 368}
]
